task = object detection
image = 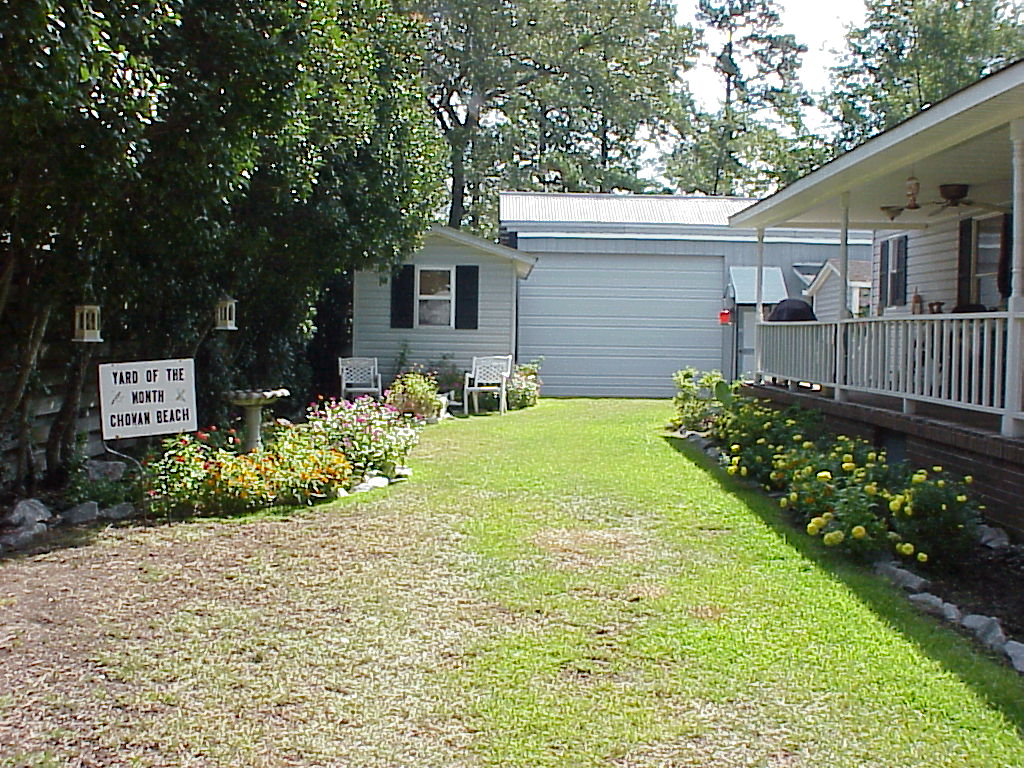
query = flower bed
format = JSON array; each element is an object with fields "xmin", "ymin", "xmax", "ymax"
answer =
[
  {"xmin": 673, "ymin": 371, "xmax": 981, "ymax": 567},
  {"xmin": 144, "ymin": 397, "xmax": 422, "ymax": 517}
]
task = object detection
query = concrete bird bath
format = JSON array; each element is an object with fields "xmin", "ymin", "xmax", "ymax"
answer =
[{"xmin": 225, "ymin": 388, "xmax": 290, "ymax": 452}]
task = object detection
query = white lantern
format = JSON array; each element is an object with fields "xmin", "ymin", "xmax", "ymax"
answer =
[
  {"xmin": 73, "ymin": 304, "xmax": 103, "ymax": 342},
  {"xmin": 215, "ymin": 295, "xmax": 237, "ymax": 331}
]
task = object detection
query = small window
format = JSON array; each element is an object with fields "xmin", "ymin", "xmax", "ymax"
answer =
[
  {"xmin": 416, "ymin": 267, "xmax": 454, "ymax": 327},
  {"xmin": 973, "ymin": 217, "xmax": 1003, "ymax": 308},
  {"xmin": 879, "ymin": 235, "xmax": 908, "ymax": 308}
]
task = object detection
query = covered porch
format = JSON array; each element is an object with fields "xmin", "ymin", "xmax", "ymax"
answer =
[{"xmin": 730, "ymin": 61, "xmax": 1024, "ymax": 437}]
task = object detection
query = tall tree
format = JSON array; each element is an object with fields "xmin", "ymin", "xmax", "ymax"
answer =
[
  {"xmin": 663, "ymin": 0, "xmax": 823, "ymax": 196},
  {"xmin": 406, "ymin": 0, "xmax": 695, "ymax": 231},
  {"xmin": 827, "ymin": 0, "xmax": 1024, "ymax": 150}
]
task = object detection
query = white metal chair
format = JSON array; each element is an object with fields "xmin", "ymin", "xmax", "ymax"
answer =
[
  {"xmin": 463, "ymin": 355, "xmax": 513, "ymax": 415},
  {"xmin": 339, "ymin": 357, "xmax": 382, "ymax": 400}
]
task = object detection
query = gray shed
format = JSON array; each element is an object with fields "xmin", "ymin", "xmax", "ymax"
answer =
[
  {"xmin": 352, "ymin": 226, "xmax": 536, "ymax": 382},
  {"xmin": 499, "ymin": 192, "xmax": 872, "ymax": 397}
]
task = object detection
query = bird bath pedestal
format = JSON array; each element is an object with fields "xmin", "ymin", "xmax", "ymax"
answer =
[{"xmin": 225, "ymin": 388, "xmax": 290, "ymax": 452}]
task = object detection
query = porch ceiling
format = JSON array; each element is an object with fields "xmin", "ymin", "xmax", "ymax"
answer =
[{"xmin": 731, "ymin": 61, "xmax": 1024, "ymax": 231}]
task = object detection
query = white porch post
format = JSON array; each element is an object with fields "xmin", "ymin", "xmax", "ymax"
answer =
[
  {"xmin": 1002, "ymin": 118, "xmax": 1024, "ymax": 436},
  {"xmin": 835, "ymin": 193, "xmax": 850, "ymax": 402},
  {"xmin": 755, "ymin": 228, "xmax": 765, "ymax": 383}
]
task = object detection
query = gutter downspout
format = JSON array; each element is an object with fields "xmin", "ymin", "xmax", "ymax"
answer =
[{"xmin": 1002, "ymin": 118, "xmax": 1024, "ymax": 436}]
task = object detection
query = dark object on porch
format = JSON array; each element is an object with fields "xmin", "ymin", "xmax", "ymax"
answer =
[
  {"xmin": 766, "ymin": 298, "xmax": 817, "ymax": 322},
  {"xmin": 951, "ymin": 303, "xmax": 988, "ymax": 313}
]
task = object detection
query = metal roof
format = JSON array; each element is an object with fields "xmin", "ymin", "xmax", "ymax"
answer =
[
  {"xmin": 728, "ymin": 266, "xmax": 789, "ymax": 304},
  {"xmin": 500, "ymin": 192, "xmax": 756, "ymax": 226}
]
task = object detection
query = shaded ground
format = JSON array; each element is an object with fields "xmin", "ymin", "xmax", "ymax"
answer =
[{"xmin": 926, "ymin": 544, "xmax": 1024, "ymax": 639}]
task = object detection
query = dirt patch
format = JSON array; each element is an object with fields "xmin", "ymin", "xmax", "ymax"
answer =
[
  {"xmin": 530, "ymin": 527, "xmax": 654, "ymax": 570},
  {"xmin": 922, "ymin": 543, "xmax": 1024, "ymax": 640}
]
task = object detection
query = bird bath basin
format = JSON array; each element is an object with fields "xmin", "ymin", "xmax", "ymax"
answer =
[{"xmin": 225, "ymin": 388, "xmax": 290, "ymax": 452}]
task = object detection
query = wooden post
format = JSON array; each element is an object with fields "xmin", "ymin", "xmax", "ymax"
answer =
[
  {"xmin": 1002, "ymin": 118, "xmax": 1024, "ymax": 436},
  {"xmin": 835, "ymin": 192, "xmax": 850, "ymax": 402},
  {"xmin": 755, "ymin": 228, "xmax": 765, "ymax": 383}
]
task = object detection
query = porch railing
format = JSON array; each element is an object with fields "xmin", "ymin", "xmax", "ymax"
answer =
[{"xmin": 759, "ymin": 313, "xmax": 1011, "ymax": 415}]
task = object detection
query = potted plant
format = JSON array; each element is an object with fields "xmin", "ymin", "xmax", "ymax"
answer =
[{"xmin": 386, "ymin": 371, "xmax": 443, "ymax": 420}]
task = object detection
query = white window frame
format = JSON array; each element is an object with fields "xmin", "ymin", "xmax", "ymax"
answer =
[
  {"xmin": 971, "ymin": 213, "xmax": 1004, "ymax": 308},
  {"xmin": 414, "ymin": 265, "xmax": 455, "ymax": 328}
]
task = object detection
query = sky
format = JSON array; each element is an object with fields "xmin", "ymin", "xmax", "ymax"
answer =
[{"xmin": 673, "ymin": 0, "xmax": 868, "ymax": 109}]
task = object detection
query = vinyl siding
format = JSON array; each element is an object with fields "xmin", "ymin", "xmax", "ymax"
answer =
[
  {"xmin": 874, "ymin": 219, "xmax": 959, "ymax": 315},
  {"xmin": 353, "ymin": 238, "xmax": 518, "ymax": 383},
  {"xmin": 812, "ymin": 271, "xmax": 844, "ymax": 320}
]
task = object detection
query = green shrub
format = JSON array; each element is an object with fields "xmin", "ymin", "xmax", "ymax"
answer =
[
  {"xmin": 507, "ymin": 359, "xmax": 542, "ymax": 409},
  {"xmin": 386, "ymin": 370, "xmax": 442, "ymax": 417},
  {"xmin": 670, "ymin": 368, "xmax": 731, "ymax": 431}
]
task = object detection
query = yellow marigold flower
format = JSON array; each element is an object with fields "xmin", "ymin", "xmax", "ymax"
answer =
[
  {"xmin": 864, "ymin": 483, "xmax": 877, "ymax": 495},
  {"xmin": 867, "ymin": 451, "xmax": 877, "ymax": 462},
  {"xmin": 917, "ymin": 552, "xmax": 929, "ymax": 563},
  {"xmin": 898, "ymin": 542, "xmax": 914, "ymax": 556},
  {"xmin": 802, "ymin": 441, "xmax": 814, "ymax": 449},
  {"xmin": 842, "ymin": 454, "xmax": 854, "ymax": 463},
  {"xmin": 727, "ymin": 466, "xmax": 737, "ymax": 475},
  {"xmin": 793, "ymin": 434, "xmax": 803, "ymax": 441},
  {"xmin": 823, "ymin": 530, "xmax": 845, "ymax": 547},
  {"xmin": 756, "ymin": 438, "xmax": 766, "ymax": 445},
  {"xmin": 731, "ymin": 444, "xmax": 741, "ymax": 453},
  {"xmin": 936, "ymin": 479, "xmax": 945, "ymax": 488},
  {"xmin": 811, "ymin": 516, "xmax": 827, "ymax": 528},
  {"xmin": 956, "ymin": 494, "xmax": 967, "ymax": 502},
  {"xmin": 740, "ymin": 466, "xmax": 748, "ymax": 476},
  {"xmin": 822, "ymin": 512, "xmax": 834, "ymax": 522},
  {"xmin": 889, "ymin": 498, "xmax": 902, "ymax": 513},
  {"xmin": 779, "ymin": 497, "xmax": 789, "ymax": 508},
  {"xmin": 911, "ymin": 473, "xmax": 926, "ymax": 484},
  {"xmin": 932, "ymin": 466, "xmax": 942, "ymax": 473},
  {"xmin": 841, "ymin": 462, "xmax": 856, "ymax": 472},
  {"xmin": 851, "ymin": 525, "xmax": 867, "ymax": 539},
  {"xmin": 816, "ymin": 470, "xmax": 832, "ymax": 481},
  {"xmin": 789, "ymin": 491, "xmax": 798, "ymax": 502},
  {"xmin": 964, "ymin": 475, "xmax": 974, "ymax": 484},
  {"xmin": 806, "ymin": 522, "xmax": 821, "ymax": 535}
]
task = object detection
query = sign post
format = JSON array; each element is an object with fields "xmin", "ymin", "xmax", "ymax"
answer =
[{"xmin": 98, "ymin": 359, "xmax": 198, "ymax": 440}]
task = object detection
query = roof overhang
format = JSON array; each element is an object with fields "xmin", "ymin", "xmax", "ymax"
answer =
[
  {"xmin": 427, "ymin": 225, "xmax": 537, "ymax": 278},
  {"xmin": 730, "ymin": 61, "xmax": 1024, "ymax": 231}
]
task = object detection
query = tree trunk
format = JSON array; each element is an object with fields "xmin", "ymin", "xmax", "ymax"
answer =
[
  {"xmin": 45, "ymin": 346, "xmax": 91, "ymax": 486},
  {"xmin": 0, "ymin": 302, "xmax": 52, "ymax": 430},
  {"xmin": 447, "ymin": 135, "xmax": 468, "ymax": 229}
]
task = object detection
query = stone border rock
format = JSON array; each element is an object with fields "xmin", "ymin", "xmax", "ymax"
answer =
[
  {"xmin": 678, "ymin": 429, "xmax": 1024, "ymax": 676},
  {"xmin": 0, "ymin": 497, "xmax": 142, "ymax": 554}
]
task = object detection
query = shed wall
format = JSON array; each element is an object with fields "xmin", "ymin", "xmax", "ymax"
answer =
[{"xmin": 352, "ymin": 239, "xmax": 518, "ymax": 384}]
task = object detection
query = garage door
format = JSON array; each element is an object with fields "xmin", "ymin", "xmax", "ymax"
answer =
[{"xmin": 518, "ymin": 252, "xmax": 724, "ymax": 397}]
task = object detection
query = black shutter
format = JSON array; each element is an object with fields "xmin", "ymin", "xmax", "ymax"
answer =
[
  {"xmin": 454, "ymin": 265, "xmax": 479, "ymax": 329},
  {"xmin": 999, "ymin": 213, "xmax": 1012, "ymax": 299},
  {"xmin": 879, "ymin": 240, "xmax": 890, "ymax": 308},
  {"xmin": 893, "ymin": 236, "xmax": 908, "ymax": 306},
  {"xmin": 957, "ymin": 219, "xmax": 973, "ymax": 306},
  {"xmin": 390, "ymin": 265, "xmax": 414, "ymax": 328}
]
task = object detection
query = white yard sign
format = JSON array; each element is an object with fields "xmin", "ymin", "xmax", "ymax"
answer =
[{"xmin": 98, "ymin": 359, "xmax": 198, "ymax": 440}]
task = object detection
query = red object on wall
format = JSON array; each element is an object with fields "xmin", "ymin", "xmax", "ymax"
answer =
[{"xmin": 718, "ymin": 308, "xmax": 732, "ymax": 325}]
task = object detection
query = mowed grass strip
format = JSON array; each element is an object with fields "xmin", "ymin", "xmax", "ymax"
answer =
[
  {"xmin": 1, "ymin": 399, "xmax": 1023, "ymax": 767},
  {"xmin": 430, "ymin": 399, "xmax": 1024, "ymax": 768}
]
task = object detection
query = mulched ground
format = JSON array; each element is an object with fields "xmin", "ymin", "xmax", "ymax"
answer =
[{"xmin": 923, "ymin": 543, "xmax": 1024, "ymax": 640}]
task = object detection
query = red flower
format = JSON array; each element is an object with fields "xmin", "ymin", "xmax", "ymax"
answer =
[
  {"xmin": 197, "ymin": 432, "xmax": 209, "ymax": 441},
  {"xmin": 209, "ymin": 425, "xmax": 218, "ymax": 432}
]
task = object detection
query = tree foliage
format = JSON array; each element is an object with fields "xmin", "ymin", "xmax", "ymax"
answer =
[
  {"xmin": 827, "ymin": 0, "xmax": 1024, "ymax": 150},
  {"xmin": 664, "ymin": 0, "xmax": 825, "ymax": 196},
  {"xmin": 0, "ymin": 0, "xmax": 444, "ymax": 486},
  {"xmin": 406, "ymin": 0, "xmax": 696, "ymax": 232}
]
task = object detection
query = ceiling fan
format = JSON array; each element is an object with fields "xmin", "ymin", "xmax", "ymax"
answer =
[{"xmin": 880, "ymin": 181, "xmax": 1009, "ymax": 221}]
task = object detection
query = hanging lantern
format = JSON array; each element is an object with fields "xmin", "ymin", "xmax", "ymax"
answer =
[
  {"xmin": 73, "ymin": 304, "xmax": 103, "ymax": 342},
  {"xmin": 215, "ymin": 295, "xmax": 237, "ymax": 331},
  {"xmin": 718, "ymin": 308, "xmax": 733, "ymax": 325}
]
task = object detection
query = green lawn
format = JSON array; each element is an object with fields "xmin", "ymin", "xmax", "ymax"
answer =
[{"xmin": 2, "ymin": 399, "xmax": 1023, "ymax": 767}]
